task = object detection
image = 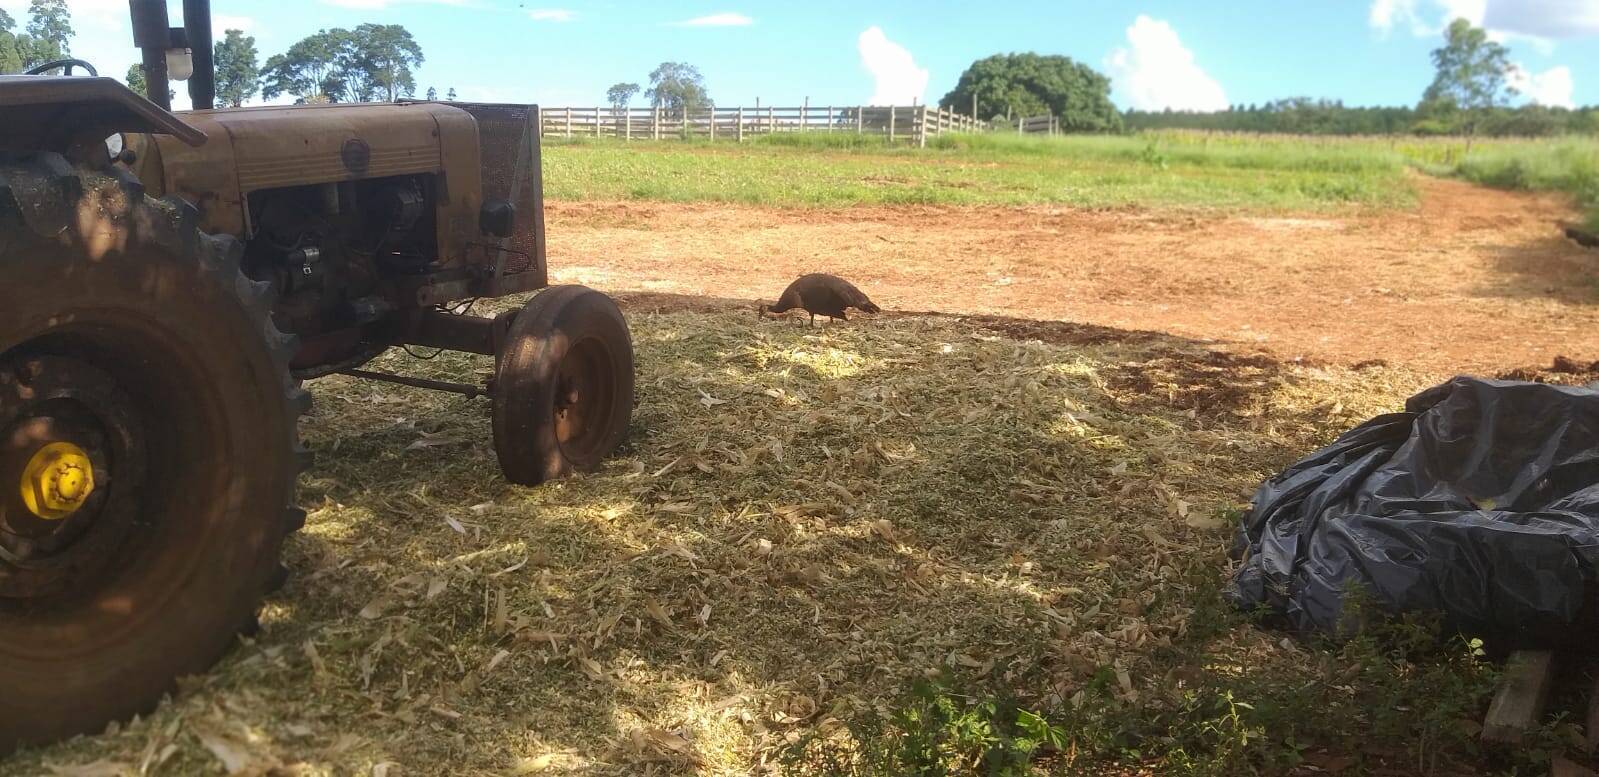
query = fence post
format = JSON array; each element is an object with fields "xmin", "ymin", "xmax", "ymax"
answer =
[
  {"xmin": 768, "ymin": 106, "xmax": 774, "ymax": 134},
  {"xmin": 737, "ymin": 107, "xmax": 744, "ymax": 142},
  {"xmin": 801, "ymin": 98, "xmax": 808, "ymax": 132},
  {"xmin": 653, "ymin": 106, "xmax": 660, "ymax": 140},
  {"xmin": 565, "ymin": 107, "xmax": 572, "ymax": 138},
  {"xmin": 918, "ymin": 106, "xmax": 927, "ymax": 148},
  {"xmin": 710, "ymin": 108, "xmax": 717, "ymax": 141},
  {"xmin": 593, "ymin": 107, "xmax": 600, "ymax": 138},
  {"xmin": 827, "ymin": 106, "xmax": 834, "ymax": 133},
  {"xmin": 888, "ymin": 105, "xmax": 896, "ymax": 141},
  {"xmin": 856, "ymin": 106, "xmax": 863, "ymax": 134},
  {"xmin": 624, "ymin": 109, "xmax": 631, "ymax": 141}
]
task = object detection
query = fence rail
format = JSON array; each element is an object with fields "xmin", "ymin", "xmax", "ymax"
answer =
[
  {"xmin": 538, "ymin": 104, "xmax": 989, "ymax": 146},
  {"xmin": 1017, "ymin": 114, "xmax": 1060, "ymax": 135}
]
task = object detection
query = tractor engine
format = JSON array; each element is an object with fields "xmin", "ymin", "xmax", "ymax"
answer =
[
  {"xmin": 244, "ymin": 175, "xmax": 435, "ymax": 336},
  {"xmin": 126, "ymin": 101, "xmax": 548, "ymax": 375}
]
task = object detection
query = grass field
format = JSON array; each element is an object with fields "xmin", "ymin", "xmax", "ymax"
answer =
[
  {"xmin": 544, "ymin": 130, "xmax": 1599, "ymax": 228},
  {"xmin": 18, "ymin": 307, "xmax": 1567, "ymax": 776},
  {"xmin": 543, "ymin": 132, "xmax": 1417, "ymax": 211},
  {"xmin": 1144, "ymin": 129, "xmax": 1599, "ymax": 229}
]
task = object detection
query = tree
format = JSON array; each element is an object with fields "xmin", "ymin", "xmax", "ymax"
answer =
[
  {"xmin": 0, "ymin": 10, "xmax": 23, "ymax": 74},
  {"xmin": 425, "ymin": 86, "xmax": 437, "ymax": 100},
  {"xmin": 445, "ymin": 87, "xmax": 456, "ymax": 101},
  {"xmin": 348, "ymin": 24, "xmax": 423, "ymax": 102},
  {"xmin": 645, "ymin": 62, "xmax": 710, "ymax": 116},
  {"xmin": 18, "ymin": 0, "xmax": 70, "ymax": 68},
  {"xmin": 940, "ymin": 53, "xmax": 1121, "ymax": 133},
  {"xmin": 213, "ymin": 29, "xmax": 260, "ymax": 107},
  {"xmin": 606, "ymin": 81, "xmax": 639, "ymax": 113},
  {"xmin": 1421, "ymin": 19, "xmax": 1515, "ymax": 139},
  {"xmin": 125, "ymin": 63, "xmax": 175, "ymax": 102},
  {"xmin": 262, "ymin": 30, "xmax": 348, "ymax": 103},
  {"xmin": 262, "ymin": 26, "xmax": 424, "ymax": 103},
  {"xmin": 125, "ymin": 63, "xmax": 146, "ymax": 95}
]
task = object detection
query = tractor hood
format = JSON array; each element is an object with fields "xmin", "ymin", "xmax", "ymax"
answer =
[{"xmin": 140, "ymin": 101, "xmax": 482, "ymax": 242}]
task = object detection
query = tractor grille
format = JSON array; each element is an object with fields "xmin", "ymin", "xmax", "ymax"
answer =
[{"xmin": 458, "ymin": 103, "xmax": 546, "ymax": 284}]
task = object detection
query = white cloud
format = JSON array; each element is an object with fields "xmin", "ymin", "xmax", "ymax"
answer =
[
  {"xmin": 671, "ymin": 12, "xmax": 753, "ymax": 27},
  {"xmin": 1105, "ymin": 15, "xmax": 1228, "ymax": 112},
  {"xmin": 528, "ymin": 8, "xmax": 575, "ymax": 22},
  {"xmin": 856, "ymin": 26, "xmax": 927, "ymax": 105},
  {"xmin": 1368, "ymin": 0, "xmax": 1599, "ymax": 50},
  {"xmin": 1370, "ymin": 0, "xmax": 1486, "ymax": 34},
  {"xmin": 1487, "ymin": 0, "xmax": 1599, "ymax": 36},
  {"xmin": 1509, "ymin": 63, "xmax": 1575, "ymax": 107}
]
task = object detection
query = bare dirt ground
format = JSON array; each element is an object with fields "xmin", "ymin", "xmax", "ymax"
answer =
[{"xmin": 548, "ymin": 176, "xmax": 1599, "ymax": 375}]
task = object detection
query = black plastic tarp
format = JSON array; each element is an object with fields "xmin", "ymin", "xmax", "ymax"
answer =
[{"xmin": 1228, "ymin": 376, "xmax": 1599, "ymax": 646}]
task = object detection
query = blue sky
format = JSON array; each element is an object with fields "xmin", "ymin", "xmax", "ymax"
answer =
[{"xmin": 11, "ymin": 0, "xmax": 1598, "ymax": 111}]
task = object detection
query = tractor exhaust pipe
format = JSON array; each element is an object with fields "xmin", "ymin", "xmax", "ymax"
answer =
[
  {"xmin": 128, "ymin": 0, "xmax": 170, "ymax": 109},
  {"xmin": 127, "ymin": 0, "xmax": 214, "ymax": 110},
  {"xmin": 182, "ymin": 0, "xmax": 214, "ymax": 110}
]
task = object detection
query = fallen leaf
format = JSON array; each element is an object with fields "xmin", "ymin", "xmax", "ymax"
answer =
[
  {"xmin": 645, "ymin": 600, "xmax": 673, "ymax": 629},
  {"xmin": 426, "ymin": 577, "xmax": 448, "ymax": 600},
  {"xmin": 193, "ymin": 727, "xmax": 256, "ymax": 775},
  {"xmin": 406, "ymin": 431, "xmax": 465, "ymax": 451},
  {"xmin": 359, "ymin": 596, "xmax": 393, "ymax": 620},
  {"xmin": 485, "ymin": 649, "xmax": 512, "ymax": 673},
  {"xmin": 870, "ymin": 519, "xmax": 897, "ymax": 543},
  {"xmin": 514, "ymin": 754, "xmax": 560, "ymax": 773},
  {"xmin": 46, "ymin": 761, "xmax": 131, "ymax": 777}
]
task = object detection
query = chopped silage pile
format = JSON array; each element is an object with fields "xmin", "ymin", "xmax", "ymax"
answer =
[{"xmin": 15, "ymin": 308, "xmax": 1472, "ymax": 775}]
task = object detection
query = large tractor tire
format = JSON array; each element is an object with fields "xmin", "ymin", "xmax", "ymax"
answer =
[
  {"xmin": 0, "ymin": 154, "xmax": 307, "ymax": 751},
  {"xmin": 493, "ymin": 285, "xmax": 634, "ymax": 485}
]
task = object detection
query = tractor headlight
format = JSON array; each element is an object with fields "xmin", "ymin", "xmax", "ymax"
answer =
[{"xmin": 165, "ymin": 48, "xmax": 194, "ymax": 81}]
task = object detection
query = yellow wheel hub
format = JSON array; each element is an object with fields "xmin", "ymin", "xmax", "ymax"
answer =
[{"xmin": 19, "ymin": 442, "xmax": 95, "ymax": 520}]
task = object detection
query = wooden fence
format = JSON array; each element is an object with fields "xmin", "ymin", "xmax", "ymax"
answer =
[
  {"xmin": 1017, "ymin": 114, "xmax": 1061, "ymax": 135},
  {"xmin": 538, "ymin": 104, "xmax": 989, "ymax": 146}
]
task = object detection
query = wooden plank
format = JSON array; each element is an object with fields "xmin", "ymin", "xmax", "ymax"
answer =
[{"xmin": 1483, "ymin": 650, "xmax": 1556, "ymax": 745}]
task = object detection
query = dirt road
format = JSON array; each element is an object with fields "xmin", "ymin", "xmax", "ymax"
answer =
[{"xmin": 548, "ymin": 176, "xmax": 1598, "ymax": 374}]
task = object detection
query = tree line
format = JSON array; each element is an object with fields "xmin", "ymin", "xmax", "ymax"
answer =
[
  {"xmin": 1123, "ymin": 100, "xmax": 1599, "ymax": 137},
  {"xmin": 1, "ymin": 1, "xmax": 449, "ymax": 107},
  {"xmin": 937, "ymin": 20, "xmax": 1595, "ymax": 138},
  {"xmin": 1125, "ymin": 21, "xmax": 1597, "ymax": 138}
]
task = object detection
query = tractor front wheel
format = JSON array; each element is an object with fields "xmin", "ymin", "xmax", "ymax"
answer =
[
  {"xmin": 0, "ymin": 155, "xmax": 306, "ymax": 751},
  {"xmin": 492, "ymin": 286, "xmax": 634, "ymax": 485}
]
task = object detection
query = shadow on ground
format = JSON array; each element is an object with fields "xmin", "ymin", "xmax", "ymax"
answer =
[{"xmin": 11, "ymin": 300, "xmax": 1452, "ymax": 775}]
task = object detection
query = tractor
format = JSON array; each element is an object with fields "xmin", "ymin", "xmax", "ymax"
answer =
[{"xmin": 0, "ymin": 0, "xmax": 635, "ymax": 751}]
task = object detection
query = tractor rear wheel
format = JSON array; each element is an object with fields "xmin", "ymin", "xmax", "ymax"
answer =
[
  {"xmin": 493, "ymin": 285, "xmax": 634, "ymax": 485},
  {"xmin": 0, "ymin": 155, "xmax": 306, "ymax": 751}
]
